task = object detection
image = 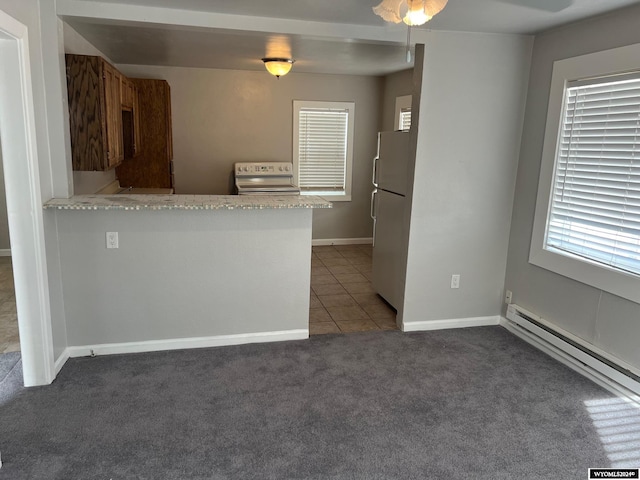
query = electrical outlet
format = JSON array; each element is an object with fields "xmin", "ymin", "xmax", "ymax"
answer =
[
  {"xmin": 450, "ymin": 274, "xmax": 460, "ymax": 289},
  {"xmin": 505, "ymin": 290, "xmax": 513, "ymax": 304},
  {"xmin": 106, "ymin": 232, "xmax": 119, "ymax": 249}
]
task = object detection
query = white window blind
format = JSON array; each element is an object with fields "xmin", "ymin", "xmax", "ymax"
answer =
[
  {"xmin": 546, "ymin": 74, "xmax": 640, "ymax": 276},
  {"xmin": 400, "ymin": 108, "xmax": 411, "ymax": 131},
  {"xmin": 297, "ymin": 106, "xmax": 349, "ymax": 193}
]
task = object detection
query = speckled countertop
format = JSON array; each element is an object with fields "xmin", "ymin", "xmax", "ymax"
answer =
[{"xmin": 43, "ymin": 194, "xmax": 332, "ymax": 211}]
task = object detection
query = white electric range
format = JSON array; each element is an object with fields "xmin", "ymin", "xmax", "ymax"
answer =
[{"xmin": 234, "ymin": 162, "xmax": 300, "ymax": 195}]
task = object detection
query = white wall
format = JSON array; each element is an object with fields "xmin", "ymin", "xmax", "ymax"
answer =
[
  {"xmin": 401, "ymin": 31, "xmax": 533, "ymax": 326},
  {"xmin": 0, "ymin": 0, "xmax": 69, "ymax": 370},
  {"xmin": 117, "ymin": 64, "xmax": 383, "ymax": 241},
  {"xmin": 0, "ymin": 142, "xmax": 10, "ymax": 251},
  {"xmin": 381, "ymin": 69, "xmax": 413, "ymax": 132},
  {"xmin": 504, "ymin": 3, "xmax": 640, "ymax": 369},
  {"xmin": 54, "ymin": 208, "xmax": 312, "ymax": 348},
  {"xmin": 0, "ymin": 2, "xmax": 52, "ymax": 198}
]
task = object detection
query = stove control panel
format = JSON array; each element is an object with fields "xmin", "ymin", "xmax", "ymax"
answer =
[{"xmin": 235, "ymin": 162, "xmax": 293, "ymax": 177}]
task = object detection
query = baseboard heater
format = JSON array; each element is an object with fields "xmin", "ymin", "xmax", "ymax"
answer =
[{"xmin": 505, "ymin": 304, "xmax": 640, "ymax": 399}]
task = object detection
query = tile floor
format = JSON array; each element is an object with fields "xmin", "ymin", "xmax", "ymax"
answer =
[
  {"xmin": 0, "ymin": 257, "xmax": 19, "ymax": 354},
  {"xmin": 310, "ymin": 244, "xmax": 398, "ymax": 335}
]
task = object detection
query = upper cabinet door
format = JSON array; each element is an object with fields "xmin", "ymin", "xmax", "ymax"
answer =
[
  {"xmin": 65, "ymin": 54, "xmax": 126, "ymax": 171},
  {"xmin": 121, "ymin": 78, "xmax": 142, "ymax": 158},
  {"xmin": 102, "ymin": 62, "xmax": 124, "ymax": 168},
  {"xmin": 121, "ymin": 77, "xmax": 135, "ymax": 109},
  {"xmin": 132, "ymin": 83, "xmax": 142, "ymax": 157},
  {"xmin": 66, "ymin": 54, "xmax": 108, "ymax": 171}
]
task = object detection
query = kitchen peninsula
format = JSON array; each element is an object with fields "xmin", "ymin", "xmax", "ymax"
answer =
[{"xmin": 44, "ymin": 194, "xmax": 331, "ymax": 358}]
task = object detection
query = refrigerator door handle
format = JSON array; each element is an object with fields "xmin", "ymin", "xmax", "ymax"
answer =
[
  {"xmin": 370, "ymin": 189, "xmax": 377, "ymax": 247},
  {"xmin": 370, "ymin": 189, "xmax": 377, "ymax": 220},
  {"xmin": 372, "ymin": 156, "xmax": 379, "ymax": 188}
]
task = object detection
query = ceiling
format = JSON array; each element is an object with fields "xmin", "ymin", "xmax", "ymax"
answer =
[
  {"xmin": 61, "ymin": 0, "xmax": 640, "ymax": 76},
  {"xmin": 65, "ymin": 21, "xmax": 413, "ymax": 75}
]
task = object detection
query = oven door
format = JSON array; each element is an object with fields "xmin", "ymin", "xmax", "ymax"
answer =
[
  {"xmin": 235, "ymin": 179, "xmax": 300, "ymax": 195},
  {"xmin": 236, "ymin": 185, "xmax": 301, "ymax": 195}
]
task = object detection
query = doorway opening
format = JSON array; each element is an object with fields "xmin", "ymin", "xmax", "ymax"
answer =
[
  {"xmin": 309, "ymin": 244, "xmax": 397, "ymax": 335},
  {"xmin": 0, "ymin": 136, "xmax": 19, "ymax": 356},
  {"xmin": 0, "ymin": 262, "xmax": 18, "ymax": 355},
  {"xmin": 0, "ymin": 9, "xmax": 55, "ymax": 387}
]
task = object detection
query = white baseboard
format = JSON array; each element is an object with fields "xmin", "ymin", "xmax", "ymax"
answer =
[
  {"xmin": 402, "ymin": 315, "xmax": 500, "ymax": 332},
  {"xmin": 312, "ymin": 238, "xmax": 373, "ymax": 246},
  {"xmin": 64, "ymin": 329, "xmax": 309, "ymax": 359},
  {"xmin": 54, "ymin": 349, "xmax": 70, "ymax": 375},
  {"xmin": 0, "ymin": 249, "xmax": 11, "ymax": 257}
]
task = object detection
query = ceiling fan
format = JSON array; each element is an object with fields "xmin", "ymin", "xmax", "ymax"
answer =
[
  {"xmin": 372, "ymin": 0, "xmax": 575, "ymax": 26},
  {"xmin": 371, "ymin": 0, "xmax": 575, "ymax": 62}
]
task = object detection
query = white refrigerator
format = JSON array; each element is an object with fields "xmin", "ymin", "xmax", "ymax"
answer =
[{"xmin": 371, "ymin": 131, "xmax": 410, "ymax": 310}]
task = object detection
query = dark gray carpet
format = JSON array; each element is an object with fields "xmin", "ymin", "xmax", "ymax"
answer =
[
  {"xmin": 0, "ymin": 351, "xmax": 20, "ymax": 383},
  {"xmin": 0, "ymin": 327, "xmax": 619, "ymax": 479}
]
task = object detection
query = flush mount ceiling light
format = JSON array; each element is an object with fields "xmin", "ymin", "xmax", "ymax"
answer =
[
  {"xmin": 262, "ymin": 58, "xmax": 295, "ymax": 78},
  {"xmin": 373, "ymin": 0, "xmax": 449, "ymax": 26}
]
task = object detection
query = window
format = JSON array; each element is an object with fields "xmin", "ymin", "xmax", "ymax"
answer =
[
  {"xmin": 530, "ymin": 43, "xmax": 640, "ymax": 303},
  {"xmin": 293, "ymin": 101, "xmax": 354, "ymax": 200},
  {"xmin": 394, "ymin": 95, "xmax": 412, "ymax": 131},
  {"xmin": 548, "ymin": 74, "xmax": 640, "ymax": 276},
  {"xmin": 399, "ymin": 108, "xmax": 412, "ymax": 131}
]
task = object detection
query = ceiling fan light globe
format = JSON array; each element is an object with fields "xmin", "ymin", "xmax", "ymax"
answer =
[
  {"xmin": 262, "ymin": 58, "xmax": 294, "ymax": 77},
  {"xmin": 403, "ymin": 9, "xmax": 431, "ymax": 25},
  {"xmin": 373, "ymin": 0, "xmax": 447, "ymax": 26}
]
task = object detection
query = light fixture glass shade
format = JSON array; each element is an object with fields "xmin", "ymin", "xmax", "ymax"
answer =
[
  {"xmin": 373, "ymin": 0, "xmax": 448, "ymax": 26},
  {"xmin": 372, "ymin": 0, "xmax": 404, "ymax": 23},
  {"xmin": 423, "ymin": 0, "xmax": 448, "ymax": 18},
  {"xmin": 262, "ymin": 58, "xmax": 294, "ymax": 78},
  {"xmin": 403, "ymin": 0, "xmax": 430, "ymax": 26}
]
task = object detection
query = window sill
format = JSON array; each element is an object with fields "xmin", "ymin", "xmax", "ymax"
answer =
[{"xmin": 529, "ymin": 246, "xmax": 640, "ymax": 304}]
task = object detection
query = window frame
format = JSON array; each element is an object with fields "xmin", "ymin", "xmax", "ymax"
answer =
[
  {"xmin": 293, "ymin": 100, "xmax": 355, "ymax": 201},
  {"xmin": 530, "ymin": 42, "xmax": 640, "ymax": 304},
  {"xmin": 394, "ymin": 95, "xmax": 412, "ymax": 131}
]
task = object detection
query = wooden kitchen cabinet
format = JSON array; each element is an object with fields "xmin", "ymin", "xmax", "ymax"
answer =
[
  {"xmin": 66, "ymin": 54, "xmax": 124, "ymax": 170},
  {"xmin": 121, "ymin": 77, "xmax": 142, "ymax": 159},
  {"xmin": 121, "ymin": 77, "xmax": 135, "ymax": 108},
  {"xmin": 116, "ymin": 79, "xmax": 173, "ymax": 189},
  {"xmin": 103, "ymin": 63, "xmax": 124, "ymax": 167}
]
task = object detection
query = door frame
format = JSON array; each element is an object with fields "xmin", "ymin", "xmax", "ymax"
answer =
[{"xmin": 0, "ymin": 8, "xmax": 55, "ymax": 386}]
